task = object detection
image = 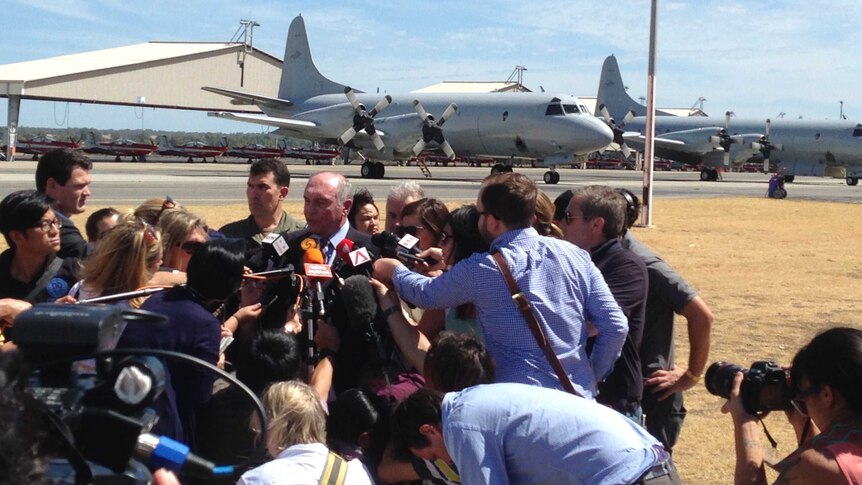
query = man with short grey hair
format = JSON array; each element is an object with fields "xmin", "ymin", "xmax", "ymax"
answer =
[
  {"xmin": 385, "ymin": 181, "xmax": 425, "ymax": 232},
  {"xmin": 564, "ymin": 185, "xmax": 648, "ymax": 420}
]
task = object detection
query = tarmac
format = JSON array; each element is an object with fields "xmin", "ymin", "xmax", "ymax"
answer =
[{"xmin": 1, "ymin": 158, "xmax": 860, "ymax": 206}]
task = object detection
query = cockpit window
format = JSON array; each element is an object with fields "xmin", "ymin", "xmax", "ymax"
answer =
[
  {"xmin": 563, "ymin": 104, "xmax": 579, "ymax": 114},
  {"xmin": 545, "ymin": 104, "xmax": 564, "ymax": 116},
  {"xmin": 579, "ymin": 105, "xmax": 590, "ymax": 114}
]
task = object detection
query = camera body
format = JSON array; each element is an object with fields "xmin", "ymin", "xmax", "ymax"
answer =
[{"xmin": 705, "ymin": 360, "xmax": 792, "ymax": 414}]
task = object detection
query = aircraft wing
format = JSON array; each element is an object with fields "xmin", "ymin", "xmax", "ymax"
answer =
[
  {"xmin": 208, "ymin": 112, "xmax": 317, "ymax": 133},
  {"xmin": 202, "ymin": 86, "xmax": 294, "ymax": 109},
  {"xmin": 623, "ymin": 132, "xmax": 687, "ymax": 148}
]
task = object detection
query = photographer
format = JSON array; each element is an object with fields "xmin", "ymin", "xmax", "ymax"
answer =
[{"xmin": 722, "ymin": 327, "xmax": 862, "ymax": 484}]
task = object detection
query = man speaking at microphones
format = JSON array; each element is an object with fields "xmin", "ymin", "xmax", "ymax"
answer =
[{"xmin": 277, "ymin": 172, "xmax": 381, "ymax": 392}]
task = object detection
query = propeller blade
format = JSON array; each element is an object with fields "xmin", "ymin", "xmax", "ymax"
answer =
[
  {"xmin": 621, "ymin": 143, "xmax": 632, "ymax": 159},
  {"xmin": 369, "ymin": 95, "xmax": 392, "ymax": 117},
  {"xmin": 339, "ymin": 127, "xmax": 357, "ymax": 145},
  {"xmin": 438, "ymin": 103, "xmax": 458, "ymax": 125},
  {"xmin": 621, "ymin": 110, "xmax": 635, "ymax": 127},
  {"xmin": 344, "ymin": 87, "xmax": 360, "ymax": 109},
  {"xmin": 764, "ymin": 158, "xmax": 770, "ymax": 173},
  {"xmin": 723, "ymin": 151, "xmax": 730, "ymax": 167},
  {"xmin": 412, "ymin": 100, "xmax": 430, "ymax": 122},
  {"xmin": 440, "ymin": 141, "xmax": 456, "ymax": 160},
  {"xmin": 598, "ymin": 104, "xmax": 611, "ymax": 124},
  {"xmin": 371, "ymin": 132, "xmax": 385, "ymax": 152},
  {"xmin": 411, "ymin": 139, "xmax": 427, "ymax": 156}
]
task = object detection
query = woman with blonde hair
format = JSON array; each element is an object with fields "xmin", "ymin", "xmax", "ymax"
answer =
[
  {"xmin": 534, "ymin": 190, "xmax": 563, "ymax": 239},
  {"xmin": 157, "ymin": 208, "xmax": 208, "ymax": 273},
  {"xmin": 239, "ymin": 381, "xmax": 373, "ymax": 485},
  {"xmin": 70, "ymin": 214, "xmax": 162, "ymax": 308}
]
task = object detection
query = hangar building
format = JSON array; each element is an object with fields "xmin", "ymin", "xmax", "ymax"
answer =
[{"xmin": 0, "ymin": 41, "xmax": 282, "ymax": 160}]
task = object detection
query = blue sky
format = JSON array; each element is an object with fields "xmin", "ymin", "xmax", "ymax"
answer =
[{"xmin": 2, "ymin": 0, "xmax": 861, "ymax": 133}]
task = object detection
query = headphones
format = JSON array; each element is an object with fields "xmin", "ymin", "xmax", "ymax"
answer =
[{"xmin": 616, "ymin": 188, "xmax": 640, "ymax": 228}]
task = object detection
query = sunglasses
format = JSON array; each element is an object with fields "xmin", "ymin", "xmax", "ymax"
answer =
[
  {"xmin": 397, "ymin": 225, "xmax": 424, "ymax": 237},
  {"xmin": 180, "ymin": 241, "xmax": 205, "ymax": 254},
  {"xmin": 790, "ymin": 386, "xmax": 819, "ymax": 415},
  {"xmin": 154, "ymin": 196, "xmax": 176, "ymax": 224},
  {"xmin": 142, "ymin": 221, "xmax": 159, "ymax": 247},
  {"xmin": 564, "ymin": 211, "xmax": 587, "ymax": 224}
]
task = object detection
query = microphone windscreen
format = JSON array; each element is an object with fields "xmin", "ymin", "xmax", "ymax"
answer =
[
  {"xmin": 303, "ymin": 247, "xmax": 325, "ymax": 265},
  {"xmin": 340, "ymin": 275, "xmax": 378, "ymax": 332}
]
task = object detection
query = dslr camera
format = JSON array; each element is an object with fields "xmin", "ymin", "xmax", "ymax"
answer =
[{"xmin": 705, "ymin": 360, "xmax": 792, "ymax": 414}]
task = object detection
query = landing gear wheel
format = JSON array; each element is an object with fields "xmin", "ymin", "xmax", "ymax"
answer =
[
  {"xmin": 361, "ymin": 161, "xmax": 374, "ymax": 178},
  {"xmin": 374, "ymin": 162, "xmax": 385, "ymax": 179},
  {"xmin": 187, "ymin": 157, "xmax": 194, "ymax": 164},
  {"xmin": 491, "ymin": 164, "xmax": 505, "ymax": 175},
  {"xmin": 247, "ymin": 158, "xmax": 253, "ymax": 164},
  {"xmin": 505, "ymin": 166, "xmax": 514, "ymax": 172},
  {"xmin": 115, "ymin": 156, "xmax": 122, "ymax": 163},
  {"xmin": 139, "ymin": 155, "xmax": 147, "ymax": 163},
  {"xmin": 544, "ymin": 171, "xmax": 560, "ymax": 184},
  {"xmin": 783, "ymin": 175, "xmax": 795, "ymax": 183},
  {"xmin": 700, "ymin": 169, "xmax": 711, "ymax": 181},
  {"xmin": 305, "ymin": 160, "xmax": 311, "ymax": 165},
  {"xmin": 848, "ymin": 177, "xmax": 859, "ymax": 186}
]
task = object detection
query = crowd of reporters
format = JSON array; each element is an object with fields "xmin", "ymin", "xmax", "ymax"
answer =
[{"xmin": 0, "ymin": 148, "xmax": 859, "ymax": 484}]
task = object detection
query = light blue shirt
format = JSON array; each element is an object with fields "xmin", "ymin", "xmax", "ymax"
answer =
[
  {"xmin": 442, "ymin": 384, "xmax": 665, "ymax": 485},
  {"xmin": 393, "ymin": 227, "xmax": 627, "ymax": 398}
]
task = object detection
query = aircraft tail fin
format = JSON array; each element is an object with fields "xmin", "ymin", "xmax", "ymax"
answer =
[
  {"xmin": 158, "ymin": 135, "xmax": 170, "ymax": 150},
  {"xmin": 277, "ymin": 138, "xmax": 288, "ymax": 150},
  {"xmin": 84, "ymin": 131, "xmax": 96, "ymax": 149},
  {"xmin": 596, "ymin": 55, "xmax": 648, "ymax": 121},
  {"xmin": 279, "ymin": 16, "xmax": 348, "ymax": 101},
  {"xmin": 220, "ymin": 136, "xmax": 228, "ymax": 148}
]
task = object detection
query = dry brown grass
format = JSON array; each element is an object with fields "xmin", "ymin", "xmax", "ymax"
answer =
[{"xmin": 11, "ymin": 198, "xmax": 862, "ymax": 484}]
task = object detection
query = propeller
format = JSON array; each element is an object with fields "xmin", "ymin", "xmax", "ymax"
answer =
[
  {"xmin": 338, "ymin": 87, "xmax": 392, "ymax": 151},
  {"xmin": 751, "ymin": 118, "xmax": 783, "ymax": 172},
  {"xmin": 411, "ymin": 100, "xmax": 458, "ymax": 159},
  {"xmin": 597, "ymin": 104, "xmax": 634, "ymax": 158}
]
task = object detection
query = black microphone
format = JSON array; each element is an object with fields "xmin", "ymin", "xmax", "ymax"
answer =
[
  {"xmin": 260, "ymin": 232, "xmax": 289, "ymax": 268},
  {"xmin": 371, "ymin": 231, "xmax": 437, "ymax": 265},
  {"xmin": 340, "ymin": 275, "xmax": 387, "ymax": 363}
]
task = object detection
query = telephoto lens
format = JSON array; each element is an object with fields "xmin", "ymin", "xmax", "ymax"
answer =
[{"xmin": 704, "ymin": 361, "xmax": 745, "ymax": 399}]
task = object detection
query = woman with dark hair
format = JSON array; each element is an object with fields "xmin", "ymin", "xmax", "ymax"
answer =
[
  {"xmin": 439, "ymin": 205, "xmax": 488, "ymax": 339},
  {"xmin": 327, "ymin": 389, "xmax": 388, "ymax": 480},
  {"xmin": 348, "ymin": 189, "xmax": 380, "ymax": 236},
  {"xmin": 724, "ymin": 327, "xmax": 862, "ymax": 484},
  {"xmin": 398, "ymin": 198, "xmax": 449, "ymax": 251},
  {"xmin": 117, "ymin": 240, "xmax": 257, "ymax": 443}
]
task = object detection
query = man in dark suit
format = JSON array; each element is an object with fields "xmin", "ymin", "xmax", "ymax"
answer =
[{"xmin": 278, "ymin": 172, "xmax": 386, "ymax": 393}]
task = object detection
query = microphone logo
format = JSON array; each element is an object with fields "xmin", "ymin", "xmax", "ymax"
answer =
[
  {"xmin": 300, "ymin": 237, "xmax": 319, "ymax": 250},
  {"xmin": 348, "ymin": 247, "xmax": 372, "ymax": 266}
]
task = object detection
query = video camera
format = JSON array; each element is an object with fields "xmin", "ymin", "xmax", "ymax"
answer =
[
  {"xmin": 705, "ymin": 360, "xmax": 792, "ymax": 414},
  {"xmin": 7, "ymin": 303, "xmax": 266, "ymax": 484}
]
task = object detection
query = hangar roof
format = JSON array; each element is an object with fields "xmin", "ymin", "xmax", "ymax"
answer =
[{"xmin": 0, "ymin": 42, "xmax": 283, "ymax": 113}]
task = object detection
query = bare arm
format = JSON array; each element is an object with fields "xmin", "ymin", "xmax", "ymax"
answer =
[
  {"xmin": 645, "ymin": 295, "xmax": 714, "ymax": 400},
  {"xmin": 370, "ymin": 278, "xmax": 431, "ymax": 373}
]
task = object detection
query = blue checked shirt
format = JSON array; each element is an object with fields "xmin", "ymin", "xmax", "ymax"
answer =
[{"xmin": 392, "ymin": 227, "xmax": 628, "ymax": 398}]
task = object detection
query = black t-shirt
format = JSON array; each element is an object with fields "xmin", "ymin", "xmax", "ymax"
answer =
[
  {"xmin": 56, "ymin": 212, "xmax": 88, "ymax": 260},
  {"xmin": 0, "ymin": 249, "xmax": 80, "ymax": 303},
  {"xmin": 590, "ymin": 238, "xmax": 649, "ymax": 409}
]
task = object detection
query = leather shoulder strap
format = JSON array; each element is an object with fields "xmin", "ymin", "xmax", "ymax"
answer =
[{"xmin": 491, "ymin": 250, "xmax": 581, "ymax": 397}]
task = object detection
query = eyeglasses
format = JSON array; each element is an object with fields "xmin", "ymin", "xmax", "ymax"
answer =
[
  {"xmin": 180, "ymin": 241, "xmax": 205, "ymax": 254},
  {"xmin": 154, "ymin": 196, "xmax": 176, "ymax": 224},
  {"xmin": 564, "ymin": 211, "xmax": 587, "ymax": 224},
  {"xmin": 32, "ymin": 218, "xmax": 62, "ymax": 232},
  {"xmin": 791, "ymin": 386, "xmax": 819, "ymax": 415},
  {"xmin": 397, "ymin": 225, "xmax": 425, "ymax": 237}
]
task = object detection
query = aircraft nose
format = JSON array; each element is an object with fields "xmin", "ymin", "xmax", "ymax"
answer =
[{"xmin": 577, "ymin": 116, "xmax": 614, "ymax": 152}]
